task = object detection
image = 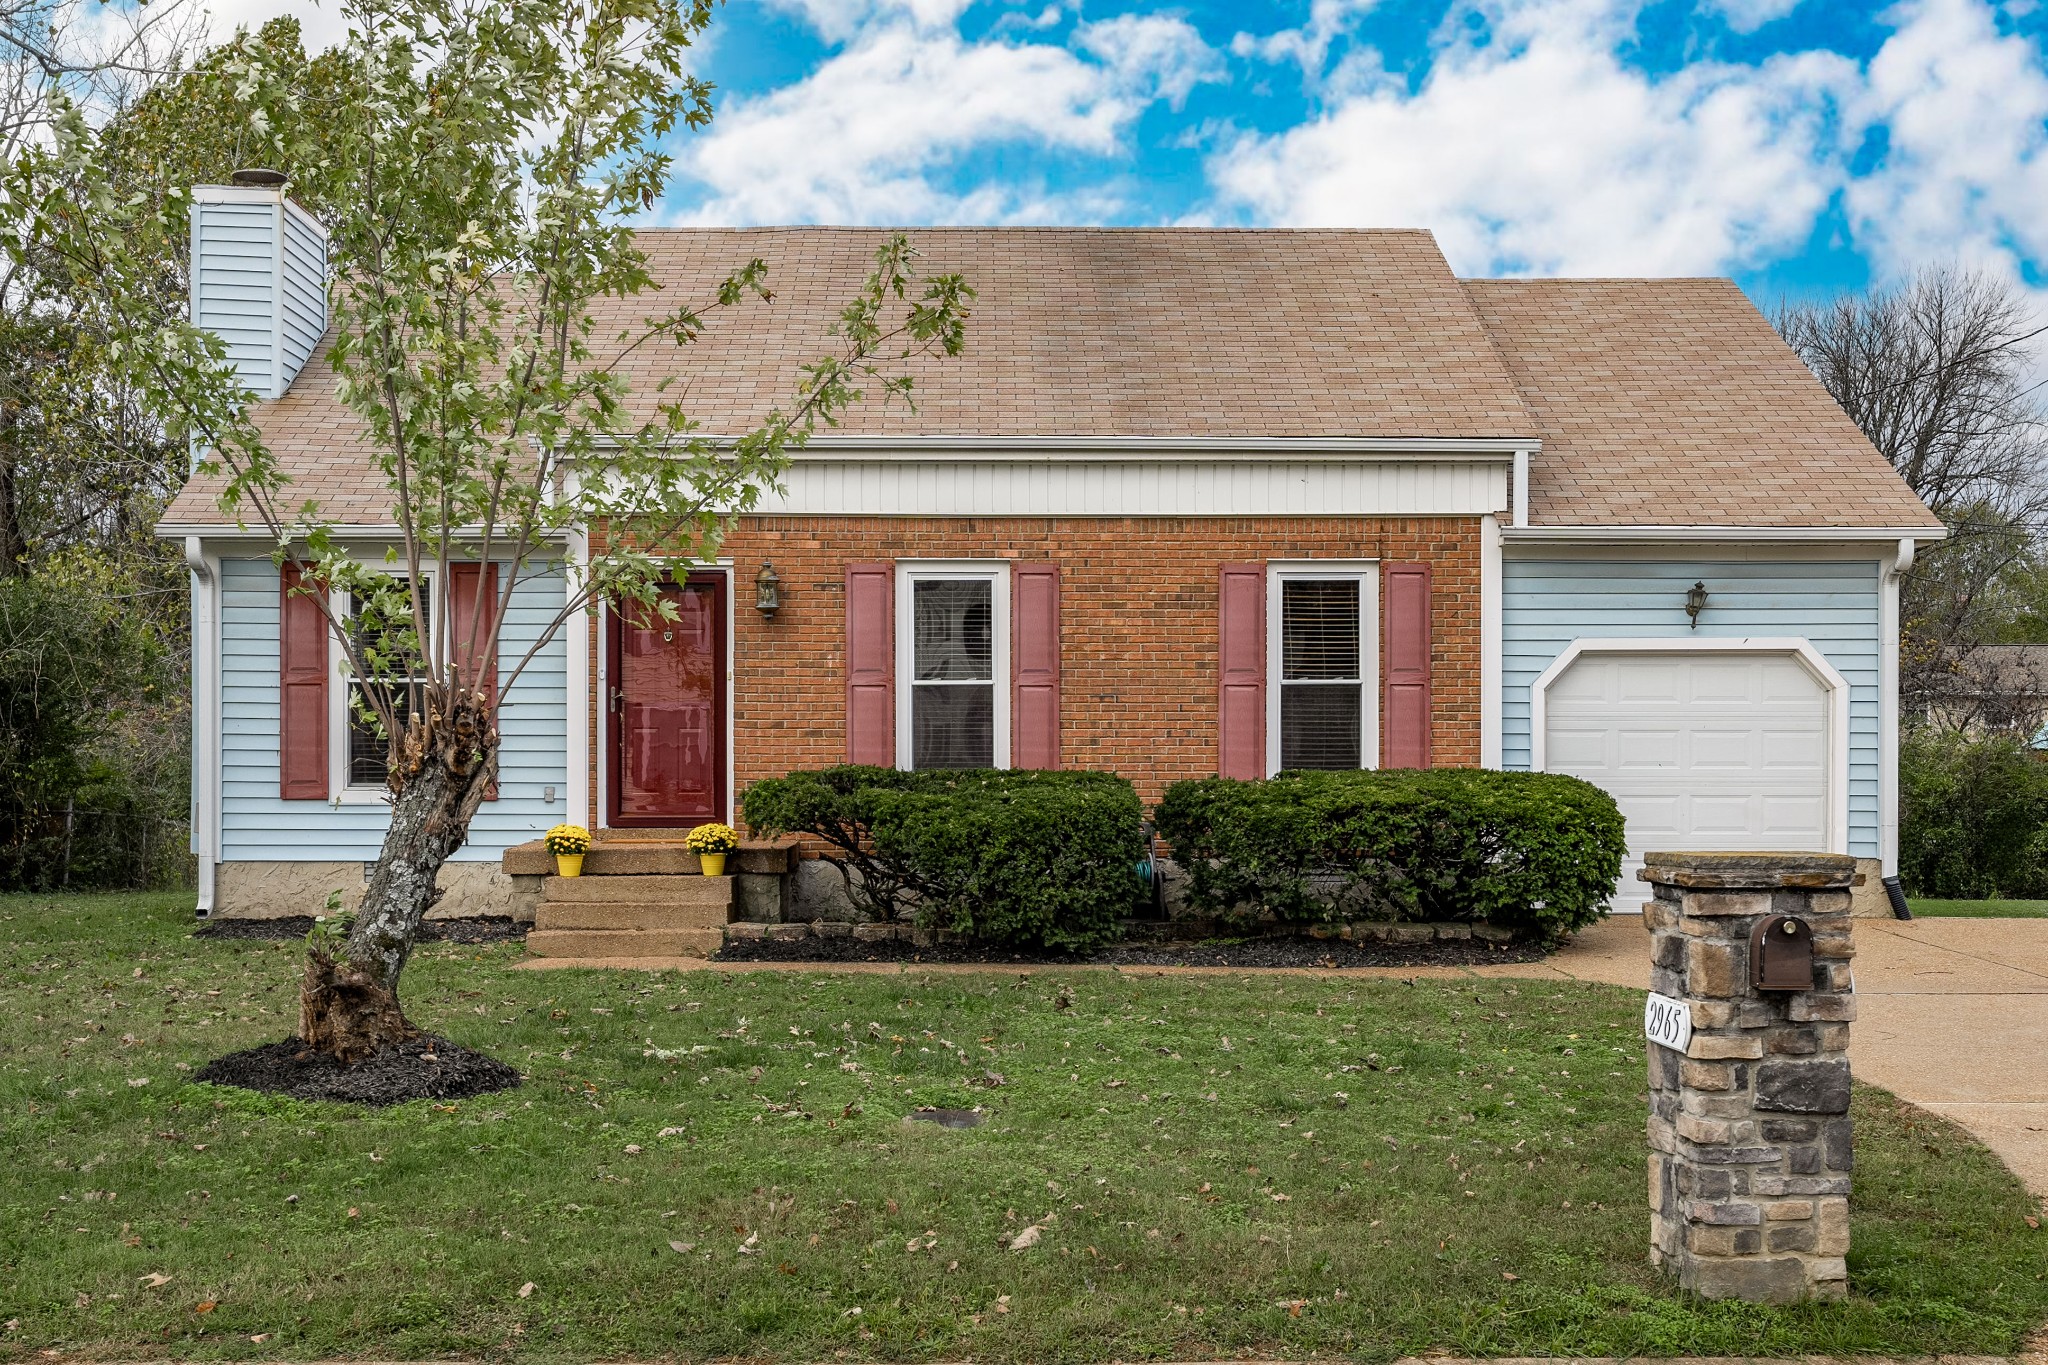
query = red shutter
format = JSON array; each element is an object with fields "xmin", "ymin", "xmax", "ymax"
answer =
[
  {"xmin": 1011, "ymin": 563, "xmax": 1060, "ymax": 770},
  {"xmin": 845, "ymin": 563, "xmax": 894, "ymax": 766},
  {"xmin": 279, "ymin": 562, "xmax": 329, "ymax": 800},
  {"xmin": 449, "ymin": 562, "xmax": 500, "ymax": 800},
  {"xmin": 1217, "ymin": 563, "xmax": 1266, "ymax": 779},
  {"xmin": 1382, "ymin": 562, "xmax": 1433, "ymax": 769}
]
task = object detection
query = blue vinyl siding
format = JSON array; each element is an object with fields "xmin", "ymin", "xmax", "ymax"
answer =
[
  {"xmin": 1502, "ymin": 555, "xmax": 1884, "ymax": 858},
  {"xmin": 219, "ymin": 557, "xmax": 569, "ymax": 861},
  {"xmin": 192, "ymin": 202, "xmax": 278, "ymax": 396}
]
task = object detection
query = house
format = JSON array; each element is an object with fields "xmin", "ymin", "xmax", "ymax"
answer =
[
  {"xmin": 1917, "ymin": 644, "xmax": 2048, "ymax": 739},
  {"xmin": 159, "ymin": 180, "xmax": 1942, "ymax": 923}
]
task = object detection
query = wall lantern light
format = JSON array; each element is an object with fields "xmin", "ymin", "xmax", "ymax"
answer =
[
  {"xmin": 1685, "ymin": 581, "xmax": 1709, "ymax": 630},
  {"xmin": 755, "ymin": 561, "xmax": 783, "ymax": 617}
]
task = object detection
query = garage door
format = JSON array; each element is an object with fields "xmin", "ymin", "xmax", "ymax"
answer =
[{"xmin": 1542, "ymin": 650, "xmax": 1833, "ymax": 913}]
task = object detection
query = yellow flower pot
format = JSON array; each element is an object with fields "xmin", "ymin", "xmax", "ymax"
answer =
[
  {"xmin": 699, "ymin": 852, "xmax": 728, "ymax": 877},
  {"xmin": 556, "ymin": 852, "xmax": 584, "ymax": 878}
]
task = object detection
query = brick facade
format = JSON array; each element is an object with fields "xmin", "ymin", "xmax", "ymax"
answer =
[{"xmin": 587, "ymin": 514, "xmax": 1483, "ymax": 826}]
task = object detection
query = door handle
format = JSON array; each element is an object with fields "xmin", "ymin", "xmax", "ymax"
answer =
[{"xmin": 610, "ymin": 686, "xmax": 623, "ymax": 712}]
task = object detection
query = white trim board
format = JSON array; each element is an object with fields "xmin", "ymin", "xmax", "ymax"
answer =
[
  {"xmin": 1504, "ymin": 525, "xmax": 1945, "ymax": 544},
  {"xmin": 751, "ymin": 459, "xmax": 1510, "ymax": 518},
  {"xmin": 1528, "ymin": 636, "xmax": 1853, "ymax": 856}
]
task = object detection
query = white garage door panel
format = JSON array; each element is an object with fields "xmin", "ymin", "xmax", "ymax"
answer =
[{"xmin": 1544, "ymin": 651, "xmax": 1832, "ymax": 913}]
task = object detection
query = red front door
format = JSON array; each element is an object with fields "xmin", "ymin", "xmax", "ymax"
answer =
[{"xmin": 608, "ymin": 575, "xmax": 726, "ymax": 827}]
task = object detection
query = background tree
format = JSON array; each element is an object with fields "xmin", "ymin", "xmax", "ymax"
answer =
[
  {"xmin": 18, "ymin": 0, "xmax": 970, "ymax": 1060},
  {"xmin": 1777, "ymin": 267, "xmax": 2048, "ymax": 721}
]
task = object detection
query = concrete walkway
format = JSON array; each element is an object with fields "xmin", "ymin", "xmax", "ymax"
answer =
[{"xmin": 1530, "ymin": 916, "xmax": 2048, "ymax": 1200}]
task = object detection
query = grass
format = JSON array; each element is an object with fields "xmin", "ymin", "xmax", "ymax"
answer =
[
  {"xmin": 1, "ymin": 893, "xmax": 2044, "ymax": 1363},
  {"xmin": 1910, "ymin": 898, "xmax": 2048, "ymax": 918}
]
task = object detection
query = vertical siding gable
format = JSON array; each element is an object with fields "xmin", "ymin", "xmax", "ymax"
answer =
[{"xmin": 1500, "ymin": 555, "xmax": 1883, "ymax": 857}]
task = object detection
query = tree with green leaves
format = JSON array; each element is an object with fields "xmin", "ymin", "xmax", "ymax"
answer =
[{"xmin": 12, "ymin": 0, "xmax": 971, "ymax": 1060}]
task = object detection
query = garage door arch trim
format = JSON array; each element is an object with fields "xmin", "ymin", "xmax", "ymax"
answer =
[{"xmin": 1529, "ymin": 636, "xmax": 1850, "ymax": 855}]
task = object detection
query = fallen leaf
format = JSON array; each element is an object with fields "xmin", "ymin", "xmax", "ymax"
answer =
[
  {"xmin": 668, "ymin": 1241, "xmax": 695, "ymax": 1254},
  {"xmin": 138, "ymin": 1273, "xmax": 171, "ymax": 1288},
  {"xmin": 517, "ymin": 1282, "xmax": 536, "ymax": 1299},
  {"xmin": 738, "ymin": 1231, "xmax": 760, "ymax": 1255},
  {"xmin": 657, "ymin": 1126, "xmax": 685, "ymax": 1138},
  {"xmin": 346, "ymin": 1207, "xmax": 359, "ymax": 1219},
  {"xmin": 2027, "ymin": 1216, "xmax": 2040, "ymax": 1230},
  {"xmin": 1008, "ymin": 1225, "xmax": 1042, "ymax": 1251},
  {"xmin": 1287, "ymin": 1299, "xmax": 1306, "ymax": 1318},
  {"xmin": 126, "ymin": 1078, "xmax": 149, "ymax": 1087},
  {"xmin": 995, "ymin": 1294, "xmax": 1011, "ymax": 1313},
  {"xmin": 249, "ymin": 1334, "xmax": 271, "ymax": 1343},
  {"xmin": 623, "ymin": 1144, "xmax": 642, "ymax": 1155},
  {"xmin": 194, "ymin": 1302, "xmax": 217, "ymax": 1314},
  {"xmin": 1502, "ymin": 1272, "xmax": 1520, "ymax": 1282}
]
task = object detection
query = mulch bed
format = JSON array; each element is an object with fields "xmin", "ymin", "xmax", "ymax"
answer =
[
  {"xmin": 192, "ymin": 1033, "xmax": 522, "ymax": 1106},
  {"xmin": 194, "ymin": 916, "xmax": 527, "ymax": 944},
  {"xmin": 713, "ymin": 934, "xmax": 1548, "ymax": 969}
]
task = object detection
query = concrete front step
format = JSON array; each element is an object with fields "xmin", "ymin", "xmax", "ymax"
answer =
[
  {"xmin": 526, "ymin": 926, "xmax": 725, "ymax": 958},
  {"xmin": 534, "ymin": 899, "xmax": 730, "ymax": 932},
  {"xmin": 504, "ymin": 837, "xmax": 799, "ymax": 877},
  {"xmin": 542, "ymin": 874, "xmax": 731, "ymax": 906}
]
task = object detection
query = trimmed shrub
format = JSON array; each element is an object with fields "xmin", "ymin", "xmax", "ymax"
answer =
[
  {"xmin": 1154, "ymin": 769, "xmax": 1626, "ymax": 940},
  {"xmin": 1899, "ymin": 730, "xmax": 2048, "ymax": 899},
  {"xmin": 741, "ymin": 766, "xmax": 1144, "ymax": 952}
]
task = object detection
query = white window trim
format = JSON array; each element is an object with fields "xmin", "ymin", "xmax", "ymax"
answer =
[
  {"xmin": 895, "ymin": 560, "xmax": 1011, "ymax": 771},
  {"xmin": 1527, "ymin": 636, "xmax": 1852, "ymax": 856},
  {"xmin": 327, "ymin": 570, "xmax": 438, "ymax": 804},
  {"xmin": 1264, "ymin": 561, "xmax": 1380, "ymax": 776}
]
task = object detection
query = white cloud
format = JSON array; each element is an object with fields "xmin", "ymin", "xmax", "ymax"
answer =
[
  {"xmin": 197, "ymin": 0, "xmax": 351, "ymax": 56},
  {"xmin": 1844, "ymin": 0, "xmax": 2048, "ymax": 280},
  {"xmin": 672, "ymin": 10, "xmax": 1223, "ymax": 225},
  {"xmin": 1075, "ymin": 14, "xmax": 1224, "ymax": 109},
  {"xmin": 1230, "ymin": 0, "xmax": 1379, "ymax": 85},
  {"xmin": 1698, "ymin": 0, "xmax": 1806, "ymax": 33},
  {"xmin": 764, "ymin": 0, "xmax": 977, "ymax": 44},
  {"xmin": 1210, "ymin": 0, "xmax": 1860, "ymax": 275}
]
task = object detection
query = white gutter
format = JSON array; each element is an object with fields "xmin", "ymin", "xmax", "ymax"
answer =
[
  {"xmin": 612, "ymin": 433, "xmax": 1539, "ymax": 460},
  {"xmin": 183, "ymin": 537, "xmax": 220, "ymax": 917},
  {"xmin": 1502, "ymin": 524, "xmax": 1949, "ymax": 543}
]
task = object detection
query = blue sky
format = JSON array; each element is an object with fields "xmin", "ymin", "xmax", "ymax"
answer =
[{"xmin": 233, "ymin": 0, "xmax": 2048, "ymax": 301}]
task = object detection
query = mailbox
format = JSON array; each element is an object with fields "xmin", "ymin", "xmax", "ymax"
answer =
[{"xmin": 1749, "ymin": 914, "xmax": 1815, "ymax": 991}]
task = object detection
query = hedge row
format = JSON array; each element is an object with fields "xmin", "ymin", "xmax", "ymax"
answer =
[
  {"xmin": 1154, "ymin": 769, "xmax": 1624, "ymax": 942},
  {"xmin": 1899, "ymin": 731, "xmax": 2048, "ymax": 899},
  {"xmin": 743, "ymin": 765, "xmax": 1625, "ymax": 950},
  {"xmin": 741, "ymin": 767, "xmax": 1145, "ymax": 952}
]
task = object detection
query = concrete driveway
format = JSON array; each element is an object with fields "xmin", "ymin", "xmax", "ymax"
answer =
[{"xmin": 1528, "ymin": 915, "xmax": 2048, "ymax": 1199}]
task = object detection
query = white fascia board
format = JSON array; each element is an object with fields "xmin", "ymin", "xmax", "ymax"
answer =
[
  {"xmin": 1503, "ymin": 524, "xmax": 1948, "ymax": 543},
  {"xmin": 191, "ymin": 184, "xmax": 285, "ymax": 205},
  {"xmin": 159, "ymin": 525, "xmax": 573, "ymax": 545},
  {"xmin": 631, "ymin": 434, "xmax": 1534, "ymax": 461}
]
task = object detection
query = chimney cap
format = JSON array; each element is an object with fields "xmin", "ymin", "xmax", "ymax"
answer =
[{"xmin": 229, "ymin": 167, "xmax": 289, "ymax": 188}]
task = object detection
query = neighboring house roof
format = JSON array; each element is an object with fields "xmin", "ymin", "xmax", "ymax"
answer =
[
  {"xmin": 159, "ymin": 227, "xmax": 1939, "ymax": 534},
  {"xmin": 1463, "ymin": 278, "xmax": 1939, "ymax": 531},
  {"xmin": 1949, "ymin": 645, "xmax": 2048, "ymax": 698}
]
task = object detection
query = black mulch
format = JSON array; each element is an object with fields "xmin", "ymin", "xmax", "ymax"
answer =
[
  {"xmin": 194, "ymin": 916, "xmax": 526, "ymax": 944},
  {"xmin": 713, "ymin": 933, "xmax": 1548, "ymax": 969},
  {"xmin": 193, "ymin": 1033, "xmax": 522, "ymax": 1106}
]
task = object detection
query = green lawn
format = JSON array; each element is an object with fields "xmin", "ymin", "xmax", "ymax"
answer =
[
  {"xmin": 1910, "ymin": 898, "xmax": 2048, "ymax": 918},
  {"xmin": 2, "ymin": 893, "xmax": 2044, "ymax": 1363}
]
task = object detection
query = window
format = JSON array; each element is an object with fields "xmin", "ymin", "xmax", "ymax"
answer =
[
  {"xmin": 897, "ymin": 563, "xmax": 1010, "ymax": 770},
  {"xmin": 342, "ymin": 579, "xmax": 429, "ymax": 788},
  {"xmin": 1268, "ymin": 565, "xmax": 1378, "ymax": 772}
]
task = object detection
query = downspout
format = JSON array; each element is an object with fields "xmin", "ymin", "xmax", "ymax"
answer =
[
  {"xmin": 1511, "ymin": 449, "xmax": 1530, "ymax": 529},
  {"xmin": 1878, "ymin": 537, "xmax": 1913, "ymax": 914},
  {"xmin": 183, "ymin": 536, "xmax": 219, "ymax": 916}
]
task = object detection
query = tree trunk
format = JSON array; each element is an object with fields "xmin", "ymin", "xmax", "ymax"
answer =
[{"xmin": 299, "ymin": 698, "xmax": 496, "ymax": 1061}]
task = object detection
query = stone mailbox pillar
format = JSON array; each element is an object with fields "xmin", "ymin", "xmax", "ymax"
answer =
[{"xmin": 1640, "ymin": 851, "xmax": 1857, "ymax": 1304}]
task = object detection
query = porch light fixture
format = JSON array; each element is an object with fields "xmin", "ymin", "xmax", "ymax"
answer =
[
  {"xmin": 1685, "ymin": 581, "xmax": 1709, "ymax": 630},
  {"xmin": 754, "ymin": 561, "xmax": 783, "ymax": 617}
]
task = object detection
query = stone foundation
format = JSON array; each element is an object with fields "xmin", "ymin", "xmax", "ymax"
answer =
[
  {"xmin": 213, "ymin": 861, "xmax": 543, "ymax": 923},
  {"xmin": 1642, "ymin": 850, "xmax": 1856, "ymax": 1304}
]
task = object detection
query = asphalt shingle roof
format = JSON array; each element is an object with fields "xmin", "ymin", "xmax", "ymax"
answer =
[{"xmin": 159, "ymin": 227, "xmax": 1939, "ymax": 532}]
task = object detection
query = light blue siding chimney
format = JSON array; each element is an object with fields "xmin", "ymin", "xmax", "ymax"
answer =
[{"xmin": 189, "ymin": 183, "xmax": 329, "ymax": 400}]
